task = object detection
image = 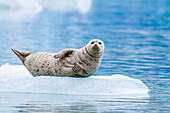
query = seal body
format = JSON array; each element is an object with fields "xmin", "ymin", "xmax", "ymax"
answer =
[{"xmin": 12, "ymin": 39, "xmax": 104, "ymax": 77}]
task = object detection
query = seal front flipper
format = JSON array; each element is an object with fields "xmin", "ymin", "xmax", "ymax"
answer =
[
  {"xmin": 72, "ymin": 62, "xmax": 82, "ymax": 73},
  {"xmin": 54, "ymin": 49, "xmax": 75, "ymax": 59},
  {"xmin": 11, "ymin": 48, "xmax": 33, "ymax": 65},
  {"xmin": 72, "ymin": 62, "xmax": 88, "ymax": 76}
]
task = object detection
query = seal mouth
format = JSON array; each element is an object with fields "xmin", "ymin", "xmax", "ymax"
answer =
[{"xmin": 92, "ymin": 44, "xmax": 99, "ymax": 51}]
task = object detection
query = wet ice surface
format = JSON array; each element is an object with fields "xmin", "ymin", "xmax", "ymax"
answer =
[{"xmin": 0, "ymin": 63, "xmax": 149, "ymax": 96}]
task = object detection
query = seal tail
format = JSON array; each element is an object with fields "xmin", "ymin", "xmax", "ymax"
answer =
[{"xmin": 11, "ymin": 48, "xmax": 33, "ymax": 64}]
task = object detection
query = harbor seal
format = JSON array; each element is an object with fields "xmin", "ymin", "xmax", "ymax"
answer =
[{"xmin": 11, "ymin": 39, "xmax": 104, "ymax": 77}]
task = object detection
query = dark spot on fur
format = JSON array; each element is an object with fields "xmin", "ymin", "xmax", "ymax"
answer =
[
  {"xmin": 48, "ymin": 67, "xmax": 51, "ymax": 70},
  {"xmin": 36, "ymin": 69, "xmax": 39, "ymax": 72},
  {"xmin": 47, "ymin": 71, "xmax": 52, "ymax": 75},
  {"xmin": 55, "ymin": 69, "xmax": 58, "ymax": 73},
  {"xmin": 54, "ymin": 55, "xmax": 57, "ymax": 59},
  {"xmin": 79, "ymin": 62, "xmax": 83, "ymax": 65},
  {"xmin": 41, "ymin": 66, "xmax": 44, "ymax": 68}
]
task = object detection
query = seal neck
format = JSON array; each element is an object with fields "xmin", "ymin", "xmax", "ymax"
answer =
[{"xmin": 84, "ymin": 46, "xmax": 102, "ymax": 58}]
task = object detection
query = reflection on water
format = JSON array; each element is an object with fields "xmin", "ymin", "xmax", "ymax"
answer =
[
  {"xmin": 0, "ymin": 93, "xmax": 150, "ymax": 112},
  {"xmin": 0, "ymin": 0, "xmax": 170, "ymax": 112}
]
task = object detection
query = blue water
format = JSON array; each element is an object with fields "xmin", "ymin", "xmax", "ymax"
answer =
[{"xmin": 0, "ymin": 0, "xmax": 170, "ymax": 112}]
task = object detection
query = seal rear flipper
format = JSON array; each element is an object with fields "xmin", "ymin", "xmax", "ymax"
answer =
[{"xmin": 11, "ymin": 48, "xmax": 33, "ymax": 65}]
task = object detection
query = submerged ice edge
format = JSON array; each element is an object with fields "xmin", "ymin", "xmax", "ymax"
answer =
[{"xmin": 0, "ymin": 63, "xmax": 150, "ymax": 96}]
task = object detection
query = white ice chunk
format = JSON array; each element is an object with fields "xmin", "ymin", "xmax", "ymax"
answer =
[{"xmin": 0, "ymin": 63, "xmax": 150, "ymax": 96}]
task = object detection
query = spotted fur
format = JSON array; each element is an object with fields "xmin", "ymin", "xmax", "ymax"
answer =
[{"xmin": 11, "ymin": 39, "xmax": 104, "ymax": 77}]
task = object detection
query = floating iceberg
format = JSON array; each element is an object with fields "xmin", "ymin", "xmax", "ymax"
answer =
[
  {"xmin": 0, "ymin": 63, "xmax": 150, "ymax": 96},
  {"xmin": 0, "ymin": 0, "xmax": 92, "ymax": 21}
]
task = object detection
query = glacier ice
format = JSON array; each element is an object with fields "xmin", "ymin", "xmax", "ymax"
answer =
[{"xmin": 0, "ymin": 63, "xmax": 150, "ymax": 96}]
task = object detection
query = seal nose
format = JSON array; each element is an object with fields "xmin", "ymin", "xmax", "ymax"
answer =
[{"xmin": 92, "ymin": 43, "xmax": 99, "ymax": 51}]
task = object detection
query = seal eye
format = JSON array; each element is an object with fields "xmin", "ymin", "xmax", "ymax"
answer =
[
  {"xmin": 98, "ymin": 42, "xmax": 102, "ymax": 45},
  {"xmin": 91, "ymin": 42, "xmax": 94, "ymax": 44}
]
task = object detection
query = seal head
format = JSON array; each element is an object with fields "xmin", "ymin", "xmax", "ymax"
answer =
[{"xmin": 86, "ymin": 39, "xmax": 104, "ymax": 58}]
